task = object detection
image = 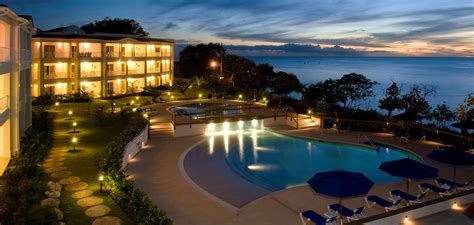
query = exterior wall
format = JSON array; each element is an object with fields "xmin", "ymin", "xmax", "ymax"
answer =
[
  {"xmin": 121, "ymin": 125, "xmax": 148, "ymax": 169},
  {"xmin": 0, "ymin": 6, "xmax": 34, "ymax": 175},
  {"xmin": 32, "ymin": 38, "xmax": 174, "ymax": 97}
]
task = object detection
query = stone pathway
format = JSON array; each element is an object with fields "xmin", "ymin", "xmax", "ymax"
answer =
[{"xmin": 42, "ymin": 110, "xmax": 123, "ymax": 224}]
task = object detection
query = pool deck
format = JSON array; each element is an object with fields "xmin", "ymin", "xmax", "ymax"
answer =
[{"xmin": 127, "ymin": 100, "xmax": 474, "ymax": 225}]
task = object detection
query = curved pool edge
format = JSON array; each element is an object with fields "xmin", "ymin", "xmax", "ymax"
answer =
[{"xmin": 177, "ymin": 137, "xmax": 240, "ymax": 212}]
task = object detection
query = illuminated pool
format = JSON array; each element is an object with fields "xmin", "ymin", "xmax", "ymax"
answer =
[
  {"xmin": 170, "ymin": 102, "xmax": 238, "ymax": 118},
  {"xmin": 185, "ymin": 122, "xmax": 422, "ymax": 191}
]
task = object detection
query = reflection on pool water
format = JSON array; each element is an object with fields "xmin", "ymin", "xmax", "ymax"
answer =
[
  {"xmin": 189, "ymin": 121, "xmax": 422, "ymax": 191},
  {"xmin": 170, "ymin": 102, "xmax": 238, "ymax": 118}
]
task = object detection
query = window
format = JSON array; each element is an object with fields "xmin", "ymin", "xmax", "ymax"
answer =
[
  {"xmin": 107, "ymin": 64, "xmax": 114, "ymax": 72},
  {"xmin": 44, "ymin": 45, "xmax": 55, "ymax": 58},
  {"xmin": 106, "ymin": 46, "xmax": 114, "ymax": 57},
  {"xmin": 45, "ymin": 65, "xmax": 55, "ymax": 77}
]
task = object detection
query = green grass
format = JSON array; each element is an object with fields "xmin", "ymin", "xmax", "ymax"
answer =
[{"xmin": 51, "ymin": 102, "xmax": 133, "ymax": 225}]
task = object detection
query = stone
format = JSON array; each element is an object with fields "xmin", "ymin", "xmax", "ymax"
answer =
[
  {"xmin": 54, "ymin": 207, "xmax": 64, "ymax": 220},
  {"xmin": 50, "ymin": 170, "xmax": 72, "ymax": 179},
  {"xmin": 43, "ymin": 162, "xmax": 64, "ymax": 168},
  {"xmin": 58, "ymin": 176, "xmax": 81, "ymax": 185},
  {"xmin": 85, "ymin": 205, "xmax": 111, "ymax": 217},
  {"xmin": 72, "ymin": 190, "xmax": 93, "ymax": 199},
  {"xmin": 45, "ymin": 166, "xmax": 67, "ymax": 173},
  {"xmin": 45, "ymin": 190, "xmax": 61, "ymax": 198},
  {"xmin": 65, "ymin": 182, "xmax": 88, "ymax": 191},
  {"xmin": 40, "ymin": 198, "xmax": 60, "ymax": 207},
  {"xmin": 77, "ymin": 196, "xmax": 103, "ymax": 207},
  {"xmin": 48, "ymin": 181, "xmax": 62, "ymax": 192},
  {"xmin": 45, "ymin": 157, "xmax": 65, "ymax": 163},
  {"xmin": 92, "ymin": 216, "xmax": 123, "ymax": 225}
]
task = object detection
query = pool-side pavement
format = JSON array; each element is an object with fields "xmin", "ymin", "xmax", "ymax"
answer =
[{"xmin": 127, "ymin": 100, "xmax": 474, "ymax": 225}]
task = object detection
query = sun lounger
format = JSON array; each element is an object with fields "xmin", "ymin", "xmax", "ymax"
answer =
[
  {"xmin": 365, "ymin": 195, "xmax": 402, "ymax": 212},
  {"xmin": 300, "ymin": 210, "xmax": 337, "ymax": 225},
  {"xmin": 436, "ymin": 178, "xmax": 472, "ymax": 191},
  {"xmin": 389, "ymin": 190, "xmax": 426, "ymax": 204},
  {"xmin": 328, "ymin": 204, "xmax": 365, "ymax": 221},
  {"xmin": 418, "ymin": 183, "xmax": 453, "ymax": 197}
]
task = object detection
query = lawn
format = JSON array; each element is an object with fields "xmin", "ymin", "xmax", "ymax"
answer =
[{"xmin": 52, "ymin": 101, "xmax": 134, "ymax": 225}]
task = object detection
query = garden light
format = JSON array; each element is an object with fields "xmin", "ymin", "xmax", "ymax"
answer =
[
  {"xmin": 99, "ymin": 175, "xmax": 104, "ymax": 192},
  {"xmin": 68, "ymin": 110, "xmax": 73, "ymax": 120},
  {"xmin": 72, "ymin": 122, "xmax": 77, "ymax": 133},
  {"xmin": 72, "ymin": 137, "xmax": 78, "ymax": 151}
]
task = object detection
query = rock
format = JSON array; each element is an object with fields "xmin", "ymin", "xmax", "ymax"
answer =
[
  {"xmin": 48, "ymin": 181, "xmax": 62, "ymax": 192},
  {"xmin": 40, "ymin": 198, "xmax": 60, "ymax": 207},
  {"xmin": 54, "ymin": 207, "xmax": 64, "ymax": 220},
  {"xmin": 45, "ymin": 190, "xmax": 61, "ymax": 198},
  {"xmin": 84, "ymin": 205, "xmax": 111, "ymax": 217}
]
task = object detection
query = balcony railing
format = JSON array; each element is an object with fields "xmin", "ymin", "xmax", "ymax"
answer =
[
  {"xmin": 45, "ymin": 72, "xmax": 68, "ymax": 79},
  {"xmin": 0, "ymin": 95, "xmax": 8, "ymax": 113},
  {"xmin": 147, "ymin": 68, "xmax": 160, "ymax": 73},
  {"xmin": 147, "ymin": 52, "xmax": 161, "ymax": 57},
  {"xmin": 0, "ymin": 47, "xmax": 10, "ymax": 62},
  {"xmin": 81, "ymin": 71, "xmax": 101, "ymax": 78},
  {"xmin": 79, "ymin": 51, "xmax": 101, "ymax": 58},
  {"xmin": 135, "ymin": 52, "xmax": 147, "ymax": 57},
  {"xmin": 106, "ymin": 52, "xmax": 120, "ymax": 58},
  {"xmin": 122, "ymin": 52, "xmax": 133, "ymax": 57},
  {"xmin": 128, "ymin": 70, "xmax": 145, "ymax": 75},
  {"xmin": 107, "ymin": 70, "xmax": 126, "ymax": 76},
  {"xmin": 44, "ymin": 52, "xmax": 70, "ymax": 58}
]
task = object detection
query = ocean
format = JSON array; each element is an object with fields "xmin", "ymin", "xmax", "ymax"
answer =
[{"xmin": 248, "ymin": 56, "xmax": 474, "ymax": 110}]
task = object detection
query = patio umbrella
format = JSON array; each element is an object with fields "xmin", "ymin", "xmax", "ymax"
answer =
[
  {"xmin": 307, "ymin": 170, "xmax": 374, "ymax": 224},
  {"xmin": 428, "ymin": 150, "xmax": 474, "ymax": 182},
  {"xmin": 379, "ymin": 158, "xmax": 438, "ymax": 201},
  {"xmin": 393, "ymin": 112, "xmax": 424, "ymax": 121}
]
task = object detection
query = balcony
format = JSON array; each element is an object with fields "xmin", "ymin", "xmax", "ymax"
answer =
[
  {"xmin": 106, "ymin": 52, "xmax": 120, "ymax": 58},
  {"xmin": 79, "ymin": 51, "xmax": 101, "ymax": 58},
  {"xmin": 147, "ymin": 52, "xmax": 161, "ymax": 57},
  {"xmin": 147, "ymin": 68, "xmax": 160, "ymax": 73},
  {"xmin": 81, "ymin": 71, "xmax": 101, "ymax": 78},
  {"xmin": 107, "ymin": 70, "xmax": 126, "ymax": 76},
  {"xmin": 0, "ymin": 95, "xmax": 8, "ymax": 114},
  {"xmin": 135, "ymin": 52, "xmax": 147, "ymax": 57},
  {"xmin": 44, "ymin": 52, "xmax": 70, "ymax": 59},
  {"xmin": 45, "ymin": 72, "xmax": 68, "ymax": 80},
  {"xmin": 128, "ymin": 70, "xmax": 145, "ymax": 75},
  {"xmin": 0, "ymin": 47, "xmax": 10, "ymax": 62}
]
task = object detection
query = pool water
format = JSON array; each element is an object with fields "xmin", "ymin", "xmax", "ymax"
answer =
[
  {"xmin": 170, "ymin": 102, "xmax": 238, "ymax": 117},
  {"xmin": 191, "ymin": 128, "xmax": 422, "ymax": 191}
]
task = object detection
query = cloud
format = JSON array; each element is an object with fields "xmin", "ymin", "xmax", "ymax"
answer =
[{"xmin": 163, "ymin": 22, "xmax": 178, "ymax": 30}]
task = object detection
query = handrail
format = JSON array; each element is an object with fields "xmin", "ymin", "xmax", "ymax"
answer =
[{"xmin": 364, "ymin": 134, "xmax": 374, "ymax": 146}]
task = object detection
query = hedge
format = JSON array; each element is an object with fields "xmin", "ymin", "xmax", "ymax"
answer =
[{"xmin": 100, "ymin": 109, "xmax": 172, "ymax": 225}]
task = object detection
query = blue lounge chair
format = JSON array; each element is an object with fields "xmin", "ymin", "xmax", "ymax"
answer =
[
  {"xmin": 436, "ymin": 178, "xmax": 472, "ymax": 191},
  {"xmin": 389, "ymin": 190, "xmax": 426, "ymax": 204},
  {"xmin": 328, "ymin": 204, "xmax": 365, "ymax": 221},
  {"xmin": 365, "ymin": 195, "xmax": 402, "ymax": 212},
  {"xmin": 418, "ymin": 183, "xmax": 453, "ymax": 197},
  {"xmin": 300, "ymin": 210, "xmax": 337, "ymax": 225}
]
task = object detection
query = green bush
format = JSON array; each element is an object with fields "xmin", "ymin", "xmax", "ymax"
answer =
[
  {"xmin": 25, "ymin": 205, "xmax": 57, "ymax": 225},
  {"xmin": 100, "ymin": 111, "xmax": 172, "ymax": 225}
]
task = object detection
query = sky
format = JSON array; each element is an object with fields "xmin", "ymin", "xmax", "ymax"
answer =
[{"xmin": 4, "ymin": 0, "xmax": 474, "ymax": 56}]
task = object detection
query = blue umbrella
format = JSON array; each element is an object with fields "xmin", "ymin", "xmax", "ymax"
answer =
[
  {"xmin": 379, "ymin": 158, "xmax": 438, "ymax": 201},
  {"xmin": 307, "ymin": 170, "xmax": 374, "ymax": 223},
  {"xmin": 428, "ymin": 150, "xmax": 474, "ymax": 182},
  {"xmin": 393, "ymin": 112, "xmax": 424, "ymax": 121}
]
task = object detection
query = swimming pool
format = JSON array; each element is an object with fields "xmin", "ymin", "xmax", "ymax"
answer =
[
  {"xmin": 185, "ymin": 125, "xmax": 423, "ymax": 191},
  {"xmin": 170, "ymin": 102, "xmax": 238, "ymax": 118}
]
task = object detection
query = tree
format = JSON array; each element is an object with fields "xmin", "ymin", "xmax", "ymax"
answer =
[
  {"xmin": 379, "ymin": 82, "xmax": 403, "ymax": 117},
  {"xmin": 429, "ymin": 103, "xmax": 456, "ymax": 127},
  {"xmin": 178, "ymin": 43, "xmax": 226, "ymax": 79},
  {"xmin": 456, "ymin": 94, "xmax": 474, "ymax": 122},
  {"xmin": 337, "ymin": 73, "xmax": 377, "ymax": 108},
  {"xmin": 401, "ymin": 84, "xmax": 436, "ymax": 115},
  {"xmin": 303, "ymin": 79, "xmax": 343, "ymax": 109},
  {"xmin": 270, "ymin": 72, "xmax": 303, "ymax": 95},
  {"xmin": 81, "ymin": 17, "xmax": 149, "ymax": 36}
]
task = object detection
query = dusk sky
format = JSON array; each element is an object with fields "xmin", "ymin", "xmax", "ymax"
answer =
[{"xmin": 5, "ymin": 0, "xmax": 474, "ymax": 56}]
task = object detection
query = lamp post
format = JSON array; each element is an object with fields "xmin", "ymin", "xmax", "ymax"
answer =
[
  {"xmin": 99, "ymin": 175, "xmax": 104, "ymax": 192},
  {"xmin": 198, "ymin": 93, "xmax": 202, "ymax": 99},
  {"xmin": 68, "ymin": 110, "xmax": 73, "ymax": 120},
  {"xmin": 55, "ymin": 102, "xmax": 59, "ymax": 110},
  {"xmin": 72, "ymin": 137, "xmax": 77, "ymax": 151},
  {"xmin": 72, "ymin": 122, "xmax": 77, "ymax": 133},
  {"xmin": 238, "ymin": 94, "xmax": 243, "ymax": 101}
]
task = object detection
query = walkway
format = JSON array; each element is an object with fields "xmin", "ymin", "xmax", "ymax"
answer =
[{"xmin": 43, "ymin": 105, "xmax": 129, "ymax": 225}]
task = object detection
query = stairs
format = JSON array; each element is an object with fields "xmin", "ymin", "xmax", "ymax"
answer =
[{"xmin": 296, "ymin": 114, "xmax": 318, "ymax": 128}]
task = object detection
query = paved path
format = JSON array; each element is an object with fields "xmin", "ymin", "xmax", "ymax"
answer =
[{"xmin": 44, "ymin": 109, "xmax": 123, "ymax": 225}]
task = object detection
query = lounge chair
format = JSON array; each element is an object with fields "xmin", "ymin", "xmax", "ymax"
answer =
[
  {"xmin": 365, "ymin": 195, "xmax": 402, "ymax": 212},
  {"xmin": 336, "ymin": 122, "xmax": 351, "ymax": 132},
  {"xmin": 436, "ymin": 178, "xmax": 472, "ymax": 191},
  {"xmin": 299, "ymin": 210, "xmax": 337, "ymax": 225},
  {"xmin": 389, "ymin": 190, "xmax": 426, "ymax": 204},
  {"xmin": 328, "ymin": 204, "xmax": 365, "ymax": 221},
  {"xmin": 418, "ymin": 183, "xmax": 453, "ymax": 197}
]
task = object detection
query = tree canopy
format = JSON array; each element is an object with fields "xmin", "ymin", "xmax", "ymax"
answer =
[
  {"xmin": 81, "ymin": 17, "xmax": 149, "ymax": 36},
  {"xmin": 178, "ymin": 43, "xmax": 226, "ymax": 79},
  {"xmin": 379, "ymin": 82, "xmax": 403, "ymax": 117}
]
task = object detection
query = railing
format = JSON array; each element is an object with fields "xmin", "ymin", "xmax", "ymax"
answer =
[
  {"xmin": 44, "ymin": 52, "xmax": 70, "ymax": 58},
  {"xmin": 81, "ymin": 71, "xmax": 101, "ymax": 78},
  {"xmin": 0, "ymin": 47, "xmax": 10, "ymax": 62},
  {"xmin": 44, "ymin": 72, "xmax": 68, "ymax": 79},
  {"xmin": 135, "ymin": 52, "xmax": 147, "ymax": 57},
  {"xmin": 128, "ymin": 69, "xmax": 145, "ymax": 75},
  {"xmin": 146, "ymin": 68, "xmax": 160, "ymax": 73},
  {"xmin": 122, "ymin": 52, "xmax": 134, "ymax": 57},
  {"xmin": 79, "ymin": 51, "xmax": 101, "ymax": 58},
  {"xmin": 0, "ymin": 95, "xmax": 8, "ymax": 113},
  {"xmin": 107, "ymin": 70, "xmax": 126, "ymax": 76},
  {"xmin": 105, "ymin": 52, "xmax": 120, "ymax": 58},
  {"xmin": 147, "ymin": 52, "xmax": 161, "ymax": 57}
]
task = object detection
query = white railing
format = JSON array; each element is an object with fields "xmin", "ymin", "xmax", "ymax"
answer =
[
  {"xmin": 45, "ymin": 72, "xmax": 68, "ymax": 79},
  {"xmin": 44, "ymin": 52, "xmax": 70, "ymax": 58},
  {"xmin": 147, "ymin": 68, "xmax": 160, "ymax": 73},
  {"xmin": 0, "ymin": 47, "xmax": 10, "ymax": 62},
  {"xmin": 135, "ymin": 52, "xmax": 147, "ymax": 57},
  {"xmin": 0, "ymin": 95, "xmax": 9, "ymax": 113},
  {"xmin": 79, "ymin": 51, "xmax": 101, "ymax": 58},
  {"xmin": 81, "ymin": 71, "xmax": 101, "ymax": 78}
]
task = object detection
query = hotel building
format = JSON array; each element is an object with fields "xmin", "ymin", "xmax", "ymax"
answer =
[
  {"xmin": 0, "ymin": 5, "xmax": 35, "ymax": 175},
  {"xmin": 31, "ymin": 26, "xmax": 174, "ymax": 97}
]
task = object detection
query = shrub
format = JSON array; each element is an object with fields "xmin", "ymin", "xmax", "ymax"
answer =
[
  {"xmin": 25, "ymin": 206, "xmax": 57, "ymax": 225},
  {"xmin": 100, "ymin": 111, "xmax": 172, "ymax": 224}
]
